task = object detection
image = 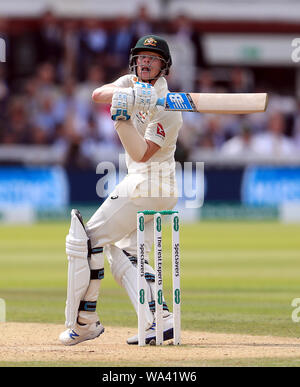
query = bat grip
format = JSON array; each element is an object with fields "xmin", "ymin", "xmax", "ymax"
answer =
[{"xmin": 156, "ymin": 98, "xmax": 165, "ymax": 107}]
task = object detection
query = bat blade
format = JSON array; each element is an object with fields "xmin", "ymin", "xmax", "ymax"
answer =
[{"xmin": 157, "ymin": 92, "xmax": 268, "ymax": 114}]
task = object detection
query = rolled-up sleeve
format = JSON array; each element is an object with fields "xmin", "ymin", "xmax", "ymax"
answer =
[{"xmin": 144, "ymin": 110, "xmax": 182, "ymax": 148}]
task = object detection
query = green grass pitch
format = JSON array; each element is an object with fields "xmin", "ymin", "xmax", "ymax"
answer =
[{"xmin": 0, "ymin": 219, "xmax": 300, "ymax": 340}]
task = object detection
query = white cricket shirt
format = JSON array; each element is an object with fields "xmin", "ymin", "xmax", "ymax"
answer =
[{"xmin": 113, "ymin": 74, "xmax": 182, "ymax": 190}]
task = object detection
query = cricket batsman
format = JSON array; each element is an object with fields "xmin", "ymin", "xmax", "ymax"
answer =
[{"xmin": 59, "ymin": 35, "xmax": 183, "ymax": 345}]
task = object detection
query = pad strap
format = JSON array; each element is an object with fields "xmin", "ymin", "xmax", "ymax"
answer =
[
  {"xmin": 123, "ymin": 250, "xmax": 149, "ymax": 265},
  {"xmin": 88, "ymin": 246, "xmax": 104, "ymax": 257},
  {"xmin": 149, "ymin": 300, "xmax": 169, "ymax": 313},
  {"xmin": 78, "ymin": 301, "xmax": 97, "ymax": 312},
  {"xmin": 145, "ymin": 273, "xmax": 155, "ymax": 282},
  {"xmin": 90, "ymin": 268, "xmax": 104, "ymax": 280}
]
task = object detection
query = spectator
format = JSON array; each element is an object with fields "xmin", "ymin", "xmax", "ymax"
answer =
[
  {"xmin": 178, "ymin": 112, "xmax": 204, "ymax": 151},
  {"xmin": 61, "ymin": 19, "xmax": 80, "ymax": 80},
  {"xmin": 229, "ymin": 67, "xmax": 253, "ymax": 93},
  {"xmin": 93, "ymin": 104, "xmax": 120, "ymax": 146},
  {"xmin": 108, "ymin": 16, "xmax": 135, "ymax": 69},
  {"xmin": 7, "ymin": 18, "xmax": 37, "ymax": 80},
  {"xmin": 79, "ymin": 18, "xmax": 108, "ymax": 79},
  {"xmin": 169, "ymin": 14, "xmax": 199, "ymax": 91},
  {"xmin": 0, "ymin": 66, "xmax": 9, "ymax": 125},
  {"xmin": 170, "ymin": 14, "xmax": 205, "ymax": 69},
  {"xmin": 54, "ymin": 77, "xmax": 90, "ymax": 133},
  {"xmin": 52, "ymin": 122, "xmax": 70, "ymax": 157},
  {"xmin": 252, "ymin": 111, "xmax": 297, "ymax": 158},
  {"xmin": 53, "ymin": 116, "xmax": 94, "ymax": 170},
  {"xmin": 22, "ymin": 76, "xmax": 40, "ymax": 126},
  {"xmin": 76, "ymin": 64, "xmax": 105, "ymax": 102},
  {"xmin": 36, "ymin": 10, "xmax": 63, "ymax": 67},
  {"xmin": 170, "ymin": 14, "xmax": 195, "ymax": 43},
  {"xmin": 220, "ymin": 124, "xmax": 257, "ymax": 157},
  {"xmin": 29, "ymin": 125, "xmax": 49, "ymax": 145},
  {"xmin": 35, "ymin": 62, "xmax": 60, "ymax": 100},
  {"xmin": 196, "ymin": 69, "xmax": 216, "ymax": 93},
  {"xmin": 81, "ymin": 103, "xmax": 123, "ymax": 164},
  {"xmin": 1, "ymin": 14, "xmax": 300, "ymax": 168},
  {"xmin": 131, "ymin": 5, "xmax": 154, "ymax": 40},
  {"xmin": 2, "ymin": 96, "xmax": 30, "ymax": 144},
  {"xmin": 292, "ymin": 100, "xmax": 300, "ymax": 149},
  {"xmin": 63, "ymin": 131, "xmax": 93, "ymax": 170},
  {"xmin": 200, "ymin": 115, "xmax": 226, "ymax": 149},
  {"xmin": 33, "ymin": 92, "xmax": 57, "ymax": 139}
]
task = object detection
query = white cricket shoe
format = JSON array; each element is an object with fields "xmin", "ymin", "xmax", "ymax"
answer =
[
  {"xmin": 59, "ymin": 321, "xmax": 104, "ymax": 346},
  {"xmin": 127, "ymin": 314, "xmax": 173, "ymax": 345}
]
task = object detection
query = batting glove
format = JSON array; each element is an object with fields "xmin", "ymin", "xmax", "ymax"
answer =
[
  {"xmin": 133, "ymin": 82, "xmax": 157, "ymax": 113},
  {"xmin": 111, "ymin": 88, "xmax": 134, "ymax": 121}
]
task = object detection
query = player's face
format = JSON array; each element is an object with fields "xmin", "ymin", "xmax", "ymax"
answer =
[{"xmin": 136, "ymin": 51, "xmax": 164, "ymax": 83}]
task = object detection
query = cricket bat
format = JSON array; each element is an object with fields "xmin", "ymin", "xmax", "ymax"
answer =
[{"xmin": 156, "ymin": 92, "xmax": 268, "ymax": 114}]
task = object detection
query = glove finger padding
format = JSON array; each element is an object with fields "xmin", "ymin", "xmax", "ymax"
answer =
[
  {"xmin": 133, "ymin": 82, "xmax": 157, "ymax": 114},
  {"xmin": 111, "ymin": 87, "xmax": 134, "ymax": 121}
]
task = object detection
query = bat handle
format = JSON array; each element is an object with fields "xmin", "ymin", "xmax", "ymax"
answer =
[{"xmin": 156, "ymin": 98, "xmax": 165, "ymax": 107}]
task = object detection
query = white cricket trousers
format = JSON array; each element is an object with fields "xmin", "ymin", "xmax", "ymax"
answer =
[
  {"xmin": 76, "ymin": 173, "xmax": 177, "ymax": 325},
  {"xmin": 86, "ymin": 174, "xmax": 177, "ymax": 256}
]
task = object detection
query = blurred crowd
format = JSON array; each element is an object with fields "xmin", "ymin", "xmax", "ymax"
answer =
[
  {"xmin": 0, "ymin": 8, "xmax": 299, "ymax": 169},
  {"xmin": 179, "ymin": 76, "xmax": 300, "ymax": 162}
]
